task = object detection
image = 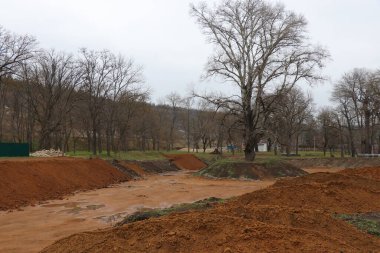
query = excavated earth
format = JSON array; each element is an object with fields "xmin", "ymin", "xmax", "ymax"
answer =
[
  {"xmin": 164, "ymin": 154, "xmax": 207, "ymax": 171},
  {"xmin": 42, "ymin": 167, "xmax": 380, "ymax": 253},
  {"xmin": 0, "ymin": 158, "xmax": 129, "ymax": 211}
]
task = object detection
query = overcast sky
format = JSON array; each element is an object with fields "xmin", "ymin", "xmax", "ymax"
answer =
[{"xmin": 1, "ymin": 0, "xmax": 379, "ymax": 107}]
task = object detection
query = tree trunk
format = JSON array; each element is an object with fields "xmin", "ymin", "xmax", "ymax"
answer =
[
  {"xmin": 92, "ymin": 127, "xmax": 97, "ymax": 155},
  {"xmin": 286, "ymin": 134, "xmax": 292, "ymax": 156},
  {"xmin": 244, "ymin": 139, "xmax": 256, "ymax": 161},
  {"xmin": 364, "ymin": 99, "xmax": 371, "ymax": 154}
]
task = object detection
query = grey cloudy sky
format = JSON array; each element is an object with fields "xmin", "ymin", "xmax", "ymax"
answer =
[{"xmin": 0, "ymin": 0, "xmax": 379, "ymax": 107}]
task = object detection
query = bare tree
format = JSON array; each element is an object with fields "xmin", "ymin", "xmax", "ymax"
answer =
[
  {"xmin": 79, "ymin": 49, "xmax": 114, "ymax": 155},
  {"xmin": 21, "ymin": 50, "xmax": 81, "ymax": 150},
  {"xmin": 0, "ymin": 26, "xmax": 36, "ymax": 80},
  {"xmin": 270, "ymin": 88, "xmax": 313, "ymax": 155},
  {"xmin": 332, "ymin": 69, "xmax": 380, "ymax": 155},
  {"xmin": 190, "ymin": 0, "xmax": 328, "ymax": 160},
  {"xmin": 165, "ymin": 92, "xmax": 182, "ymax": 150},
  {"xmin": 317, "ymin": 107, "xmax": 342, "ymax": 157},
  {"xmin": 0, "ymin": 26, "xmax": 36, "ymax": 141},
  {"xmin": 104, "ymin": 55, "xmax": 144, "ymax": 156}
]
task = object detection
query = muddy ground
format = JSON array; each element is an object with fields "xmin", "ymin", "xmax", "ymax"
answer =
[
  {"xmin": 0, "ymin": 170, "xmax": 272, "ymax": 253},
  {"xmin": 1, "ymin": 156, "xmax": 379, "ymax": 252},
  {"xmin": 43, "ymin": 167, "xmax": 380, "ymax": 253}
]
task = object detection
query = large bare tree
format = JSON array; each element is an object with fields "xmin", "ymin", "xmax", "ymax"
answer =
[
  {"xmin": 191, "ymin": 0, "xmax": 328, "ymax": 160},
  {"xmin": 0, "ymin": 26, "xmax": 36, "ymax": 141}
]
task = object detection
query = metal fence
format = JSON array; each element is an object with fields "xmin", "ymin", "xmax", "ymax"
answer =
[{"xmin": 0, "ymin": 143, "xmax": 29, "ymax": 157}]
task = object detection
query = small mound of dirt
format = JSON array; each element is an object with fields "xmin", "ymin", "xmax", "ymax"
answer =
[
  {"xmin": 0, "ymin": 158, "xmax": 129, "ymax": 211},
  {"xmin": 164, "ymin": 154, "xmax": 207, "ymax": 171},
  {"xmin": 137, "ymin": 160, "xmax": 180, "ymax": 173},
  {"xmin": 198, "ymin": 160, "xmax": 307, "ymax": 180},
  {"xmin": 111, "ymin": 160, "xmax": 141, "ymax": 179}
]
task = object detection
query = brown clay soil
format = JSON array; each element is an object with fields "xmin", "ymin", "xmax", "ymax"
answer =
[
  {"xmin": 339, "ymin": 167, "xmax": 380, "ymax": 181},
  {"xmin": 0, "ymin": 170, "xmax": 271, "ymax": 253},
  {"xmin": 237, "ymin": 168, "xmax": 380, "ymax": 213},
  {"xmin": 0, "ymin": 157, "xmax": 129, "ymax": 211},
  {"xmin": 164, "ymin": 154, "xmax": 207, "ymax": 171},
  {"xmin": 42, "ymin": 167, "xmax": 380, "ymax": 253}
]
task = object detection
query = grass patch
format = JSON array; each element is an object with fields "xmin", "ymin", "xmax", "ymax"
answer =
[
  {"xmin": 66, "ymin": 151, "xmax": 168, "ymax": 161},
  {"xmin": 336, "ymin": 213, "xmax": 380, "ymax": 237},
  {"xmin": 196, "ymin": 159, "xmax": 253, "ymax": 179},
  {"xmin": 116, "ymin": 197, "xmax": 225, "ymax": 226}
]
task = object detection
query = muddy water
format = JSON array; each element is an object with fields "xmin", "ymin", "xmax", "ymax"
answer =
[{"xmin": 0, "ymin": 171, "xmax": 273, "ymax": 253}]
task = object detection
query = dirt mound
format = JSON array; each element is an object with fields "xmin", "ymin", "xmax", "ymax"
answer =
[
  {"xmin": 237, "ymin": 169, "xmax": 380, "ymax": 213},
  {"xmin": 111, "ymin": 160, "xmax": 142, "ymax": 179},
  {"xmin": 137, "ymin": 160, "xmax": 180, "ymax": 173},
  {"xmin": 339, "ymin": 167, "xmax": 380, "ymax": 181},
  {"xmin": 42, "ymin": 206, "xmax": 380, "ymax": 253},
  {"xmin": 164, "ymin": 154, "xmax": 207, "ymax": 171},
  {"xmin": 119, "ymin": 161, "xmax": 147, "ymax": 176},
  {"xmin": 198, "ymin": 160, "xmax": 307, "ymax": 180},
  {"xmin": 0, "ymin": 158, "xmax": 129, "ymax": 211}
]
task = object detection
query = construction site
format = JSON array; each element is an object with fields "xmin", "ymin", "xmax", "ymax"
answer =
[
  {"xmin": 0, "ymin": 152, "xmax": 379, "ymax": 253},
  {"xmin": 1, "ymin": 0, "xmax": 380, "ymax": 252}
]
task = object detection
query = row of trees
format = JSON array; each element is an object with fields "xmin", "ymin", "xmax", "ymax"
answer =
[
  {"xmin": 0, "ymin": 25, "xmax": 234, "ymax": 155},
  {"xmin": 1, "ymin": 0, "xmax": 379, "ymax": 160},
  {"xmin": 0, "ymin": 26, "xmax": 148, "ymax": 155},
  {"xmin": 321, "ymin": 69, "xmax": 380, "ymax": 157}
]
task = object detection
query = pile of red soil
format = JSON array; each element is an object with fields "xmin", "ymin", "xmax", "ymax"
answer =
[
  {"xmin": 0, "ymin": 157, "xmax": 129, "ymax": 211},
  {"xmin": 237, "ymin": 169, "xmax": 380, "ymax": 213},
  {"xmin": 42, "ymin": 209, "xmax": 380, "ymax": 253},
  {"xmin": 164, "ymin": 154, "xmax": 207, "ymax": 171},
  {"xmin": 42, "ymin": 167, "xmax": 380, "ymax": 252},
  {"xmin": 339, "ymin": 167, "xmax": 380, "ymax": 181}
]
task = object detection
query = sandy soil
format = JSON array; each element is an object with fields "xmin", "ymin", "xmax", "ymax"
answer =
[{"xmin": 0, "ymin": 171, "xmax": 273, "ymax": 253}]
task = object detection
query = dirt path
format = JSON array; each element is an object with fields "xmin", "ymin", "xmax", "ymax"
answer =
[{"xmin": 0, "ymin": 171, "xmax": 273, "ymax": 253}]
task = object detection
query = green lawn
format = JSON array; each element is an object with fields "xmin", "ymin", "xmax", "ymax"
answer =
[{"xmin": 65, "ymin": 149, "xmax": 345, "ymax": 162}]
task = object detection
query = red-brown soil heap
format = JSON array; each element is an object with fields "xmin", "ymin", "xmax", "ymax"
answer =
[
  {"xmin": 42, "ymin": 167, "xmax": 380, "ymax": 253},
  {"xmin": 164, "ymin": 154, "xmax": 207, "ymax": 171},
  {"xmin": 237, "ymin": 169, "xmax": 380, "ymax": 213},
  {"xmin": 0, "ymin": 157, "xmax": 129, "ymax": 211},
  {"xmin": 339, "ymin": 167, "xmax": 380, "ymax": 181}
]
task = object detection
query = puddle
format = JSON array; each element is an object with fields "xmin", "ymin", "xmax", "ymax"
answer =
[
  {"xmin": 59, "ymin": 204, "xmax": 105, "ymax": 214},
  {"xmin": 41, "ymin": 202, "xmax": 87, "ymax": 208}
]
